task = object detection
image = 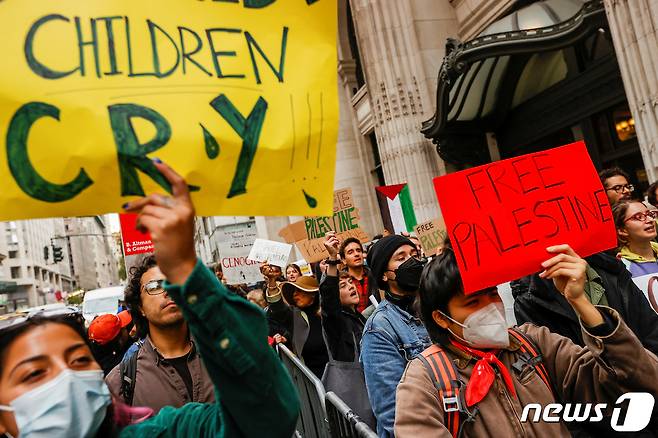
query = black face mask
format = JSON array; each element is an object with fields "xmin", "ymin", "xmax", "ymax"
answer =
[{"xmin": 391, "ymin": 257, "xmax": 425, "ymax": 293}]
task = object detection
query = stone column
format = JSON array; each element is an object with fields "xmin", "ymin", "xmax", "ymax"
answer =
[
  {"xmin": 349, "ymin": 0, "xmax": 456, "ymax": 222},
  {"xmin": 605, "ymin": 0, "xmax": 658, "ymax": 180}
]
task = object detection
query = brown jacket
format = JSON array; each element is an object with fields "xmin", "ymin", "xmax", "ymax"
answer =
[
  {"xmin": 395, "ymin": 307, "xmax": 658, "ymax": 437},
  {"xmin": 106, "ymin": 336, "xmax": 215, "ymax": 414}
]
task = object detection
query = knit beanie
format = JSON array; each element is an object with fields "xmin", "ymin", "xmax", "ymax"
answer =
[{"xmin": 366, "ymin": 235, "xmax": 414, "ymax": 289}]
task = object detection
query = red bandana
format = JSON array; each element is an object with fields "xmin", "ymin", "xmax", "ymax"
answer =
[{"xmin": 450, "ymin": 339, "xmax": 517, "ymax": 406}]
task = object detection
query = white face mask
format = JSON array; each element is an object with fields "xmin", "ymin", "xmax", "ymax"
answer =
[
  {"xmin": 0, "ymin": 369, "xmax": 111, "ymax": 438},
  {"xmin": 441, "ymin": 302, "xmax": 510, "ymax": 349}
]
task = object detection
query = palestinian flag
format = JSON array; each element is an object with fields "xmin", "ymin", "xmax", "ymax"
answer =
[{"xmin": 376, "ymin": 184, "xmax": 418, "ymax": 234}]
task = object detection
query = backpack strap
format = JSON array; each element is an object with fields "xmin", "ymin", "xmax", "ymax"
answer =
[
  {"xmin": 508, "ymin": 328, "xmax": 556, "ymax": 400},
  {"xmin": 417, "ymin": 345, "xmax": 477, "ymax": 438},
  {"xmin": 119, "ymin": 344, "xmax": 140, "ymax": 405}
]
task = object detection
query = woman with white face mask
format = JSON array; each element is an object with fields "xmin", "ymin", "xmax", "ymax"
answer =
[
  {"xmin": 0, "ymin": 159, "xmax": 299, "ymax": 438},
  {"xmin": 394, "ymin": 245, "xmax": 658, "ymax": 437}
]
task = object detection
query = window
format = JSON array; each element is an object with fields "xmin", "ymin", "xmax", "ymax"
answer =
[
  {"xmin": 368, "ymin": 133, "xmax": 386, "ymax": 187},
  {"xmin": 8, "ymin": 250, "xmax": 17, "ymax": 259},
  {"xmin": 10, "ymin": 267, "xmax": 20, "ymax": 279}
]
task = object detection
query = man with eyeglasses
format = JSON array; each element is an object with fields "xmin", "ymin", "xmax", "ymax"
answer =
[
  {"xmin": 106, "ymin": 255, "xmax": 215, "ymax": 413},
  {"xmin": 599, "ymin": 167, "xmax": 635, "ymax": 205}
]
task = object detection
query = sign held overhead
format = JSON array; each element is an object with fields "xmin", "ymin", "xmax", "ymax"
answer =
[{"xmin": 433, "ymin": 141, "xmax": 616, "ymax": 294}]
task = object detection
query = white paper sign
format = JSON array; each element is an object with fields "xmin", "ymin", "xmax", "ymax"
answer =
[
  {"xmin": 217, "ymin": 222, "xmax": 262, "ymax": 285},
  {"xmin": 248, "ymin": 239, "xmax": 293, "ymax": 268},
  {"xmin": 631, "ymin": 274, "xmax": 658, "ymax": 314}
]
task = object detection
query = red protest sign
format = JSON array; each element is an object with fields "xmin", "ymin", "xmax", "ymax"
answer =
[
  {"xmin": 433, "ymin": 141, "xmax": 616, "ymax": 294},
  {"xmin": 119, "ymin": 214, "xmax": 154, "ymax": 256}
]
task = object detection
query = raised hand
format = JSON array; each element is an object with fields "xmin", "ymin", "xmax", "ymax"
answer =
[
  {"xmin": 123, "ymin": 159, "xmax": 197, "ymax": 285},
  {"xmin": 539, "ymin": 244, "xmax": 603, "ymax": 327},
  {"xmin": 323, "ymin": 231, "xmax": 340, "ymax": 259}
]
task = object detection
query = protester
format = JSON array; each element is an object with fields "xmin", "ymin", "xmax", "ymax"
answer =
[
  {"xmin": 339, "ymin": 237, "xmax": 379, "ymax": 313},
  {"xmin": 513, "ymin": 250, "xmax": 658, "ymax": 355},
  {"xmin": 285, "ymin": 264, "xmax": 303, "ymax": 282},
  {"xmin": 106, "ymin": 255, "xmax": 215, "ymax": 413},
  {"xmin": 246, "ymin": 288, "xmax": 267, "ymax": 309},
  {"xmin": 88, "ymin": 310, "xmax": 134, "ymax": 375},
  {"xmin": 264, "ymin": 265, "xmax": 329, "ymax": 378},
  {"xmin": 360, "ymin": 235, "xmax": 431, "ymax": 437},
  {"xmin": 213, "ymin": 263, "xmax": 225, "ymax": 284},
  {"xmin": 600, "ymin": 167, "xmax": 634, "ymax": 204},
  {"xmin": 0, "ymin": 160, "xmax": 299, "ymax": 438},
  {"xmin": 320, "ymin": 232, "xmax": 375, "ymax": 428},
  {"xmin": 395, "ymin": 246, "xmax": 658, "ymax": 436},
  {"xmin": 613, "ymin": 200, "xmax": 658, "ymax": 277},
  {"xmin": 322, "ymin": 232, "xmax": 367, "ymax": 360}
]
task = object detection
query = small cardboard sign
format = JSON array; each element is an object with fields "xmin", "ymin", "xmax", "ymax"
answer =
[
  {"xmin": 278, "ymin": 187, "xmax": 370, "ymax": 263},
  {"xmin": 217, "ymin": 222, "xmax": 262, "ymax": 285},
  {"xmin": 295, "ymin": 228, "xmax": 370, "ymax": 263},
  {"xmin": 433, "ymin": 141, "xmax": 617, "ymax": 294},
  {"xmin": 247, "ymin": 239, "xmax": 292, "ymax": 268},
  {"xmin": 414, "ymin": 218, "xmax": 447, "ymax": 256}
]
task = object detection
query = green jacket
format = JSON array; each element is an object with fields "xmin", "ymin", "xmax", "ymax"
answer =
[{"xmin": 119, "ymin": 260, "xmax": 300, "ymax": 437}]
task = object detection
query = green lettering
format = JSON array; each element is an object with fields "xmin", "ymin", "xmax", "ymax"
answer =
[
  {"xmin": 179, "ymin": 26, "xmax": 212, "ymax": 76},
  {"xmin": 244, "ymin": 27, "xmax": 288, "ymax": 84},
  {"xmin": 305, "ymin": 218, "xmax": 316, "ymax": 239},
  {"xmin": 25, "ymin": 14, "xmax": 80, "ymax": 79},
  {"xmin": 244, "ymin": 0, "xmax": 276, "ymax": 7},
  {"xmin": 205, "ymin": 28, "xmax": 246, "ymax": 79},
  {"xmin": 210, "ymin": 94, "xmax": 268, "ymax": 198},
  {"xmin": 74, "ymin": 17, "xmax": 101, "ymax": 78},
  {"xmin": 109, "ymin": 103, "xmax": 173, "ymax": 196},
  {"xmin": 6, "ymin": 102, "xmax": 93, "ymax": 201},
  {"xmin": 147, "ymin": 20, "xmax": 180, "ymax": 78}
]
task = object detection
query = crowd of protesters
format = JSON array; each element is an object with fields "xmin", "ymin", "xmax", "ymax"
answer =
[{"xmin": 2, "ymin": 162, "xmax": 658, "ymax": 437}]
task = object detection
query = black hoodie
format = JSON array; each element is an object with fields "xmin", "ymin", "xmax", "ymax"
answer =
[{"xmin": 513, "ymin": 251, "xmax": 658, "ymax": 355}]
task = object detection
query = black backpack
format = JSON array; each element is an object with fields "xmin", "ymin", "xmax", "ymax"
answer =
[{"xmin": 119, "ymin": 343, "xmax": 142, "ymax": 405}]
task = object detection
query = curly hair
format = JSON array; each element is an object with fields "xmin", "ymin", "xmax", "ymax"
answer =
[{"xmin": 125, "ymin": 255, "xmax": 158, "ymax": 339}]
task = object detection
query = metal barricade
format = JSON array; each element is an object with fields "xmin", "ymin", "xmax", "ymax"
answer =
[
  {"xmin": 278, "ymin": 344, "xmax": 331, "ymax": 438},
  {"xmin": 325, "ymin": 392, "xmax": 378, "ymax": 438}
]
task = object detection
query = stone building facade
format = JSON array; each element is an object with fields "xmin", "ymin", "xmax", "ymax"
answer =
[{"xmin": 240, "ymin": 0, "xmax": 658, "ymax": 255}]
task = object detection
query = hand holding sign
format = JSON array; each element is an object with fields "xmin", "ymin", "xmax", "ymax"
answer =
[
  {"xmin": 123, "ymin": 159, "xmax": 196, "ymax": 285},
  {"xmin": 539, "ymin": 244, "xmax": 603, "ymax": 327}
]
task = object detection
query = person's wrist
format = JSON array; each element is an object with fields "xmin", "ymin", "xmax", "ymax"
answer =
[{"xmin": 165, "ymin": 258, "xmax": 197, "ymax": 285}]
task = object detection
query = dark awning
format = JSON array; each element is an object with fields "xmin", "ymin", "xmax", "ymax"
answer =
[
  {"xmin": 0, "ymin": 281, "xmax": 18, "ymax": 293},
  {"xmin": 422, "ymin": 0, "xmax": 607, "ymax": 166}
]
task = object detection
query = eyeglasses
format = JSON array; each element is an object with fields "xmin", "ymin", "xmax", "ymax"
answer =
[
  {"xmin": 624, "ymin": 210, "xmax": 658, "ymax": 223},
  {"xmin": 0, "ymin": 306, "xmax": 82, "ymax": 332},
  {"xmin": 141, "ymin": 279, "xmax": 166, "ymax": 295},
  {"xmin": 606, "ymin": 184, "xmax": 634, "ymax": 194}
]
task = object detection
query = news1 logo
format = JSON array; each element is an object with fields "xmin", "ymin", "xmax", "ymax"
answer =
[{"xmin": 521, "ymin": 393, "xmax": 655, "ymax": 432}]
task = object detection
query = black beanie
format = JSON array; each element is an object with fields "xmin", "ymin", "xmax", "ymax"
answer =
[{"xmin": 366, "ymin": 235, "xmax": 415, "ymax": 289}]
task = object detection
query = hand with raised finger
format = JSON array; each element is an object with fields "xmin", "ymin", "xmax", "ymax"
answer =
[
  {"xmin": 538, "ymin": 244, "xmax": 587, "ymax": 302},
  {"xmin": 323, "ymin": 231, "xmax": 340, "ymax": 259},
  {"xmin": 539, "ymin": 244, "xmax": 603, "ymax": 327},
  {"xmin": 123, "ymin": 158, "xmax": 197, "ymax": 285}
]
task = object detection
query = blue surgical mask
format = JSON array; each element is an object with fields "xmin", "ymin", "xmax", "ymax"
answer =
[{"xmin": 0, "ymin": 369, "xmax": 111, "ymax": 438}]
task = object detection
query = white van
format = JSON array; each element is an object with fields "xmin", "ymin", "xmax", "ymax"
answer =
[{"xmin": 82, "ymin": 286, "xmax": 125, "ymax": 324}]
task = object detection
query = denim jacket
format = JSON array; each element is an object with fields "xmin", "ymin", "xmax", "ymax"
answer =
[{"xmin": 359, "ymin": 299, "xmax": 430, "ymax": 438}]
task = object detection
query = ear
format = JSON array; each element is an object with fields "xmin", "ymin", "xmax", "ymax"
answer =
[
  {"xmin": 618, "ymin": 227, "xmax": 630, "ymax": 242},
  {"xmin": 432, "ymin": 310, "xmax": 451, "ymax": 330}
]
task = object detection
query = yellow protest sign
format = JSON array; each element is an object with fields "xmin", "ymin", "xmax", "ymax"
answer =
[{"xmin": 0, "ymin": 0, "xmax": 338, "ymax": 220}]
